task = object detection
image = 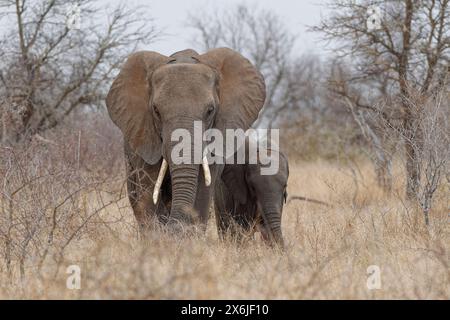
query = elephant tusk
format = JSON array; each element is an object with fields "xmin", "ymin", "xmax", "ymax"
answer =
[
  {"xmin": 153, "ymin": 159, "xmax": 168, "ymax": 205},
  {"xmin": 202, "ymin": 155, "xmax": 211, "ymax": 187}
]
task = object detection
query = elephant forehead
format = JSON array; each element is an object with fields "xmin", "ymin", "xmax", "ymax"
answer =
[
  {"xmin": 151, "ymin": 64, "xmax": 217, "ymax": 104},
  {"xmin": 152, "ymin": 63, "xmax": 216, "ymax": 87}
]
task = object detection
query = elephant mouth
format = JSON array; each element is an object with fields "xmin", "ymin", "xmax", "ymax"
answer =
[{"xmin": 152, "ymin": 156, "xmax": 211, "ymax": 205}]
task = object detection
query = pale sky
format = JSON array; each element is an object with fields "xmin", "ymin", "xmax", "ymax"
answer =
[{"xmin": 99, "ymin": 0, "xmax": 328, "ymax": 56}]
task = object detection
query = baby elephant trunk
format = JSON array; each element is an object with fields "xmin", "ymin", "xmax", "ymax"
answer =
[{"xmin": 259, "ymin": 201, "xmax": 285, "ymax": 248}]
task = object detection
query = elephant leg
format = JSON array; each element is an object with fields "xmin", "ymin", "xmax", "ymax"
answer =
[
  {"xmin": 125, "ymin": 145, "xmax": 169, "ymax": 238},
  {"xmin": 213, "ymin": 179, "xmax": 241, "ymax": 240},
  {"xmin": 213, "ymin": 180, "xmax": 230, "ymax": 238},
  {"xmin": 232, "ymin": 204, "xmax": 260, "ymax": 244}
]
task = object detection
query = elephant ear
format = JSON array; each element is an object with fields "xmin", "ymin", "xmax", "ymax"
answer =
[
  {"xmin": 106, "ymin": 51, "xmax": 171, "ymax": 164},
  {"xmin": 199, "ymin": 48, "xmax": 266, "ymax": 133}
]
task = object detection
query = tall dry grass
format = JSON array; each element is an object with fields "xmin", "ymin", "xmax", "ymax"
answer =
[{"xmin": 0, "ymin": 115, "xmax": 448, "ymax": 299}]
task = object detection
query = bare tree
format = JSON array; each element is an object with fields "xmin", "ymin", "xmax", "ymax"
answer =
[
  {"xmin": 329, "ymin": 62, "xmax": 399, "ymax": 192},
  {"xmin": 314, "ymin": 0, "xmax": 450, "ymax": 200},
  {"xmin": 399, "ymin": 84, "xmax": 449, "ymax": 225},
  {"xmin": 187, "ymin": 4, "xmax": 295, "ymax": 127},
  {"xmin": 266, "ymin": 54, "xmax": 328, "ymax": 127},
  {"xmin": 0, "ymin": 0, "xmax": 160, "ymax": 143}
]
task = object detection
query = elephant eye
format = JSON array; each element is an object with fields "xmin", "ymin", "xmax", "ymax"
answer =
[
  {"xmin": 205, "ymin": 104, "xmax": 215, "ymax": 118},
  {"xmin": 153, "ymin": 104, "xmax": 161, "ymax": 118}
]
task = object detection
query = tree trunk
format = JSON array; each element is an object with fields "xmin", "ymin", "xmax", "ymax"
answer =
[
  {"xmin": 375, "ymin": 157, "xmax": 393, "ymax": 193},
  {"xmin": 399, "ymin": 0, "xmax": 418, "ymax": 201},
  {"xmin": 0, "ymin": 95, "xmax": 34, "ymax": 144},
  {"xmin": 405, "ymin": 133, "xmax": 420, "ymax": 201}
]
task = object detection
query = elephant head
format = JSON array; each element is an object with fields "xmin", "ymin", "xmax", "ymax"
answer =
[{"xmin": 106, "ymin": 48, "xmax": 265, "ymax": 225}]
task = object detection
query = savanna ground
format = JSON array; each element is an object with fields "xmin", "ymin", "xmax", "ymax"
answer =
[{"xmin": 0, "ymin": 117, "xmax": 448, "ymax": 299}]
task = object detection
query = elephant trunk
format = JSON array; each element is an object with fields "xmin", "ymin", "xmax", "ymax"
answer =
[
  {"xmin": 161, "ymin": 122, "xmax": 202, "ymax": 227},
  {"xmin": 260, "ymin": 200, "xmax": 284, "ymax": 248},
  {"xmin": 169, "ymin": 163, "xmax": 199, "ymax": 224}
]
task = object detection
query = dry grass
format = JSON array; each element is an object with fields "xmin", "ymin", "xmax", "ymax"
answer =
[{"xmin": 0, "ymin": 129, "xmax": 449, "ymax": 299}]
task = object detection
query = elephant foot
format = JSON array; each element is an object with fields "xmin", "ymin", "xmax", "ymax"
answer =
[
  {"xmin": 165, "ymin": 221, "xmax": 204, "ymax": 239},
  {"xmin": 165, "ymin": 207, "xmax": 204, "ymax": 236},
  {"xmin": 258, "ymin": 225, "xmax": 285, "ymax": 250}
]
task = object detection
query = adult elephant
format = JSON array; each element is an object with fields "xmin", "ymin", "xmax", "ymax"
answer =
[{"xmin": 105, "ymin": 48, "xmax": 265, "ymax": 234}]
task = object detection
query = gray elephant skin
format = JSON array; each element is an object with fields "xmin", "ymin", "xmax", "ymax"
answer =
[
  {"xmin": 105, "ymin": 48, "xmax": 266, "ymax": 234},
  {"xmin": 214, "ymin": 147, "xmax": 289, "ymax": 247}
]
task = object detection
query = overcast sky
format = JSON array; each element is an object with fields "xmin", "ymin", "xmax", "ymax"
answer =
[{"xmin": 99, "ymin": 0, "xmax": 328, "ymax": 56}]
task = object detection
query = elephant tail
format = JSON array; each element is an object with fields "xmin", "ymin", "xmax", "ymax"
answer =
[{"xmin": 287, "ymin": 195, "xmax": 332, "ymax": 207}]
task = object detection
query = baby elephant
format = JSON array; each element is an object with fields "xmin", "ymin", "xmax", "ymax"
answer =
[{"xmin": 214, "ymin": 149, "xmax": 289, "ymax": 248}]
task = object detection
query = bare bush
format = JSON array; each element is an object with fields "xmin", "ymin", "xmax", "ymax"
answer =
[
  {"xmin": 1, "ymin": 155, "xmax": 449, "ymax": 299},
  {"xmin": 371, "ymin": 84, "xmax": 450, "ymax": 225},
  {"xmin": 188, "ymin": 4, "xmax": 363, "ymax": 160},
  {"xmin": 314, "ymin": 0, "xmax": 450, "ymax": 200},
  {"xmin": 414, "ymin": 89, "xmax": 449, "ymax": 225},
  {"xmin": 0, "ymin": 112, "xmax": 128, "ymax": 282},
  {"xmin": 0, "ymin": 0, "xmax": 160, "ymax": 142},
  {"xmin": 188, "ymin": 4, "xmax": 295, "ymax": 127}
]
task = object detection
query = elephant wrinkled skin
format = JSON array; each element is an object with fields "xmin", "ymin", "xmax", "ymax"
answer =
[
  {"xmin": 105, "ymin": 48, "xmax": 265, "ymax": 235},
  {"xmin": 214, "ymin": 147, "xmax": 289, "ymax": 248}
]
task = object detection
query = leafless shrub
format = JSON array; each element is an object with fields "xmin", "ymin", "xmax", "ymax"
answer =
[
  {"xmin": 0, "ymin": 120, "xmax": 448, "ymax": 298},
  {"xmin": 314, "ymin": 0, "xmax": 450, "ymax": 200},
  {"xmin": 413, "ymin": 90, "xmax": 449, "ymax": 225},
  {"xmin": 0, "ymin": 0, "xmax": 160, "ymax": 142},
  {"xmin": 0, "ymin": 112, "xmax": 129, "ymax": 281},
  {"xmin": 187, "ymin": 4, "xmax": 295, "ymax": 127},
  {"xmin": 372, "ymin": 84, "xmax": 450, "ymax": 225}
]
